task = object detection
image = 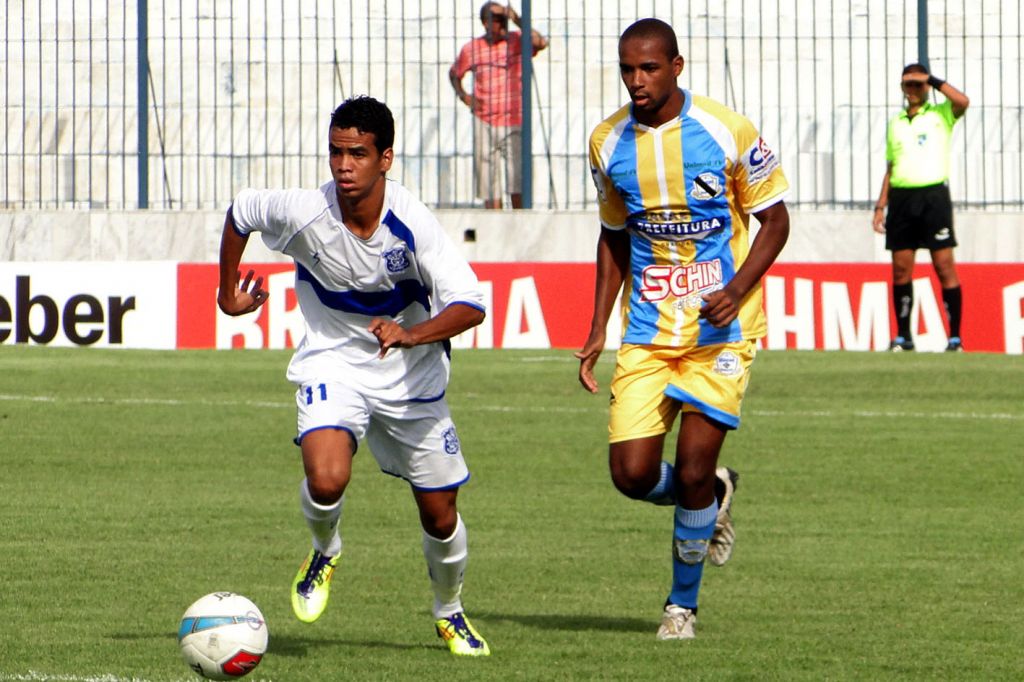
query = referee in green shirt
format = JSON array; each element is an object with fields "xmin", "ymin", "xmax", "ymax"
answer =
[{"xmin": 873, "ymin": 63, "xmax": 970, "ymax": 352}]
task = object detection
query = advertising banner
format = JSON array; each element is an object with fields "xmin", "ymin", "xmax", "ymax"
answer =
[
  {"xmin": 0, "ymin": 262, "xmax": 177, "ymax": 348},
  {"xmin": 175, "ymin": 262, "xmax": 1024, "ymax": 354},
  {"xmin": 3, "ymin": 262, "xmax": 1021, "ymax": 353}
]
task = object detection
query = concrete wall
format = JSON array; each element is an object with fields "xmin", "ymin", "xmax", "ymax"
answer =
[{"xmin": 2, "ymin": 209, "xmax": 1022, "ymax": 265}]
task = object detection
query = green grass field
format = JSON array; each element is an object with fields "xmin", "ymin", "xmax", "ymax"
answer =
[{"xmin": 1, "ymin": 346, "xmax": 1021, "ymax": 681}]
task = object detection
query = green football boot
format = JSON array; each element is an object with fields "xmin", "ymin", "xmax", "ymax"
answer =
[{"xmin": 291, "ymin": 548, "xmax": 339, "ymax": 623}]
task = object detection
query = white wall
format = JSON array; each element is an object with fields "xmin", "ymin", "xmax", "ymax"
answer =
[
  {"xmin": 4, "ymin": 1, "xmax": 1020, "ymax": 211},
  {"xmin": 2, "ymin": 209, "xmax": 1021, "ymax": 264}
]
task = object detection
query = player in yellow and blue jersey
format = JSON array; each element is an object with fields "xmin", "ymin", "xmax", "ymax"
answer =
[{"xmin": 576, "ymin": 18, "xmax": 790, "ymax": 640}]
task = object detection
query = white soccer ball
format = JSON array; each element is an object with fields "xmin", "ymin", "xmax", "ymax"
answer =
[{"xmin": 178, "ymin": 592, "xmax": 269, "ymax": 680}]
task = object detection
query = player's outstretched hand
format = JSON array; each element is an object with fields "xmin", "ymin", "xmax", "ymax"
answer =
[
  {"xmin": 368, "ymin": 318, "xmax": 415, "ymax": 358},
  {"xmin": 574, "ymin": 333, "xmax": 605, "ymax": 394},
  {"xmin": 700, "ymin": 289, "xmax": 740, "ymax": 328},
  {"xmin": 218, "ymin": 269, "xmax": 268, "ymax": 316}
]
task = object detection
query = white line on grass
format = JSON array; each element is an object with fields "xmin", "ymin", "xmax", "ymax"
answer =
[
  {"xmin": 0, "ymin": 394, "xmax": 286, "ymax": 409},
  {"xmin": 0, "ymin": 673, "xmax": 180, "ymax": 682},
  {"xmin": 753, "ymin": 408, "xmax": 1022, "ymax": 421},
  {"xmin": 0, "ymin": 393, "xmax": 1020, "ymax": 421},
  {"xmin": 0, "ymin": 674, "xmax": 276, "ymax": 682}
]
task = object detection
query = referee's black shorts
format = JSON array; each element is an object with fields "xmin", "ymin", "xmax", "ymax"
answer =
[{"xmin": 884, "ymin": 183, "xmax": 957, "ymax": 251}]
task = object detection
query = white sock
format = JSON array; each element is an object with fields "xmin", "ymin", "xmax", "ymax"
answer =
[
  {"xmin": 422, "ymin": 513, "xmax": 468, "ymax": 619},
  {"xmin": 299, "ymin": 478, "xmax": 343, "ymax": 557}
]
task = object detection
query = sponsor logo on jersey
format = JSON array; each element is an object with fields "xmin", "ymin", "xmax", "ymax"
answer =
[
  {"xmin": 608, "ymin": 168, "xmax": 638, "ymax": 181},
  {"xmin": 640, "ymin": 259, "xmax": 724, "ymax": 302},
  {"xmin": 690, "ymin": 172, "xmax": 723, "ymax": 201},
  {"xmin": 713, "ymin": 351, "xmax": 743, "ymax": 376},
  {"xmin": 744, "ymin": 136, "xmax": 781, "ymax": 183},
  {"xmin": 917, "ymin": 133, "xmax": 928, "ymax": 146},
  {"xmin": 442, "ymin": 426, "xmax": 460, "ymax": 455},
  {"xmin": 627, "ymin": 210, "xmax": 726, "ymax": 241},
  {"xmin": 382, "ymin": 247, "xmax": 410, "ymax": 273}
]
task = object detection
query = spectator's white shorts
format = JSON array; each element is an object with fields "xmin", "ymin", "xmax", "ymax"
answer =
[{"xmin": 474, "ymin": 118, "xmax": 522, "ymax": 201}]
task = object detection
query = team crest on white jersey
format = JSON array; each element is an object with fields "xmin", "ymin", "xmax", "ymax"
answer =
[
  {"xmin": 383, "ymin": 247, "xmax": 410, "ymax": 273},
  {"xmin": 442, "ymin": 426, "xmax": 460, "ymax": 454}
]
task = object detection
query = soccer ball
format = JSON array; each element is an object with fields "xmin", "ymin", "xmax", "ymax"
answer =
[{"xmin": 178, "ymin": 592, "xmax": 268, "ymax": 680}]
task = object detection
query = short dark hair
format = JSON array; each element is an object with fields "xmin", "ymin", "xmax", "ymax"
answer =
[
  {"xmin": 480, "ymin": 2, "xmax": 502, "ymax": 22},
  {"xmin": 902, "ymin": 63, "xmax": 929, "ymax": 76},
  {"xmin": 329, "ymin": 96, "xmax": 394, "ymax": 153},
  {"xmin": 620, "ymin": 18, "xmax": 680, "ymax": 60}
]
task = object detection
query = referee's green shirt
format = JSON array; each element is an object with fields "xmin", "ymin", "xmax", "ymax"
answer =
[{"xmin": 885, "ymin": 99, "xmax": 958, "ymax": 188}]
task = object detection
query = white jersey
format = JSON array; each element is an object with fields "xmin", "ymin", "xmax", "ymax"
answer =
[{"xmin": 232, "ymin": 179, "xmax": 486, "ymax": 401}]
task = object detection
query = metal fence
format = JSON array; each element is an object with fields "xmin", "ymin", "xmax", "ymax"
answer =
[{"xmin": 2, "ymin": 0, "xmax": 1021, "ymax": 211}]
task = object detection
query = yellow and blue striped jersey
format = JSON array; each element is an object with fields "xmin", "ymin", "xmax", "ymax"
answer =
[{"xmin": 589, "ymin": 90, "xmax": 789, "ymax": 347}]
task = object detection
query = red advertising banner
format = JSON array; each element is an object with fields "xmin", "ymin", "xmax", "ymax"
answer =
[
  {"xmin": 175, "ymin": 262, "xmax": 1024, "ymax": 354},
  {"xmin": 763, "ymin": 263, "xmax": 1024, "ymax": 353}
]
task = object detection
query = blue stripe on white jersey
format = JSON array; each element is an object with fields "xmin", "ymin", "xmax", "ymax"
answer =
[
  {"xmin": 383, "ymin": 209, "xmax": 416, "ymax": 253},
  {"xmin": 296, "ymin": 263, "xmax": 431, "ymax": 317}
]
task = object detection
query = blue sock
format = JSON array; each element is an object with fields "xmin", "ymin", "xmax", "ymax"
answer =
[
  {"xmin": 669, "ymin": 501, "xmax": 718, "ymax": 610},
  {"xmin": 643, "ymin": 461, "xmax": 676, "ymax": 506}
]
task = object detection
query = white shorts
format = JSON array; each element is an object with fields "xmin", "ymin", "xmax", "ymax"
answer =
[{"xmin": 294, "ymin": 381, "xmax": 470, "ymax": 491}]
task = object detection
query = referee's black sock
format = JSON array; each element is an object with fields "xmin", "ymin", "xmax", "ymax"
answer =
[
  {"xmin": 943, "ymin": 286, "xmax": 963, "ymax": 338},
  {"xmin": 893, "ymin": 282, "xmax": 913, "ymax": 339}
]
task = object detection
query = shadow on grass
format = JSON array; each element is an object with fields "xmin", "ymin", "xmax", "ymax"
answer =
[
  {"xmin": 475, "ymin": 612, "xmax": 652, "ymax": 634},
  {"xmin": 134, "ymin": 609, "xmax": 650, "ymax": 660},
  {"xmin": 267, "ymin": 634, "xmax": 435, "ymax": 658},
  {"xmin": 133, "ymin": 631, "xmax": 437, "ymax": 658}
]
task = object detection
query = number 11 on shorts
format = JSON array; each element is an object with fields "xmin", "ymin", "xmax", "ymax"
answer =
[{"xmin": 305, "ymin": 383, "xmax": 327, "ymax": 405}]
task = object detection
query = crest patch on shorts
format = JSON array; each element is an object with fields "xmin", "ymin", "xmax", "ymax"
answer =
[
  {"xmin": 442, "ymin": 426, "xmax": 460, "ymax": 455},
  {"xmin": 713, "ymin": 351, "xmax": 743, "ymax": 376}
]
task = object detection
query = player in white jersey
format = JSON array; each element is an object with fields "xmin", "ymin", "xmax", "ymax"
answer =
[{"xmin": 217, "ymin": 96, "xmax": 491, "ymax": 656}]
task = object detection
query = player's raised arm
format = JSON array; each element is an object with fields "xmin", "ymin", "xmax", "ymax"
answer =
[{"xmin": 217, "ymin": 205, "xmax": 268, "ymax": 316}]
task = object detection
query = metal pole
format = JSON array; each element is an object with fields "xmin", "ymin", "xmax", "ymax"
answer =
[
  {"xmin": 520, "ymin": 0, "xmax": 533, "ymax": 208},
  {"xmin": 137, "ymin": 0, "xmax": 149, "ymax": 208},
  {"xmin": 917, "ymin": 0, "xmax": 929, "ymax": 69}
]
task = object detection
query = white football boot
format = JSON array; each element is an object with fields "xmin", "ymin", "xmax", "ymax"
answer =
[
  {"xmin": 709, "ymin": 466, "xmax": 738, "ymax": 567},
  {"xmin": 656, "ymin": 604, "xmax": 697, "ymax": 640}
]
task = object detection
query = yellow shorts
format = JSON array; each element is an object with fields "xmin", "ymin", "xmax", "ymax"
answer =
[{"xmin": 608, "ymin": 340, "xmax": 757, "ymax": 443}]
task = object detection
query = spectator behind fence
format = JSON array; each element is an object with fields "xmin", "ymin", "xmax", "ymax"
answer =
[
  {"xmin": 873, "ymin": 64, "xmax": 970, "ymax": 352},
  {"xmin": 449, "ymin": 2, "xmax": 548, "ymax": 209}
]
